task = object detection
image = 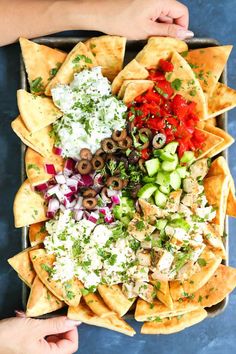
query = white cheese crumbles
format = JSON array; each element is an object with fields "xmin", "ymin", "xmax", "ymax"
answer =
[
  {"xmin": 44, "ymin": 210, "xmax": 144, "ymax": 290},
  {"xmin": 51, "ymin": 67, "xmax": 127, "ymax": 159}
]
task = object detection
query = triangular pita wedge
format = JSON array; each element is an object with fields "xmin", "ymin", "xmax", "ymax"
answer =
[
  {"xmin": 170, "ymin": 51, "xmax": 207, "ymax": 119},
  {"xmin": 13, "ymin": 179, "xmax": 48, "ymax": 228},
  {"xmin": 26, "ymin": 276, "xmax": 64, "ymax": 317},
  {"xmin": 45, "ymin": 42, "xmax": 97, "ymax": 96},
  {"xmin": 118, "ymin": 80, "xmax": 154, "ymax": 104},
  {"xmin": 68, "ymin": 300, "xmax": 136, "ymax": 336},
  {"xmin": 8, "ymin": 246, "xmax": 39, "ymax": 287},
  {"xmin": 185, "ymin": 46, "xmax": 232, "ymax": 96},
  {"xmin": 169, "ymin": 248, "xmax": 222, "ymax": 300},
  {"xmin": 134, "ymin": 298, "xmax": 201, "ymax": 322},
  {"xmin": 111, "ymin": 59, "xmax": 149, "ymax": 95},
  {"xmin": 141, "ymin": 309, "xmax": 207, "ymax": 334},
  {"xmin": 97, "ymin": 284, "xmax": 135, "ymax": 317},
  {"xmin": 135, "ymin": 37, "xmax": 187, "ymax": 69},
  {"xmin": 30, "ymin": 249, "xmax": 82, "ymax": 307},
  {"xmin": 204, "ymin": 174, "xmax": 230, "ymax": 234},
  {"xmin": 25, "ymin": 147, "xmax": 64, "ymax": 187},
  {"xmin": 19, "ymin": 38, "xmax": 66, "ymax": 94},
  {"xmin": 207, "ymin": 156, "xmax": 236, "ymax": 217},
  {"xmin": 149, "ymin": 279, "xmax": 173, "ymax": 309},
  {"xmin": 195, "ymin": 128, "xmax": 224, "ymax": 159},
  {"xmin": 29, "ymin": 222, "xmax": 48, "ymax": 247},
  {"xmin": 17, "ymin": 90, "xmax": 62, "ymax": 133},
  {"xmin": 193, "ymin": 264, "xmax": 236, "ymax": 307},
  {"xmin": 83, "ymin": 292, "xmax": 115, "ymax": 318},
  {"xmin": 207, "ymin": 82, "xmax": 236, "ymax": 118},
  {"xmin": 85, "ymin": 35, "xmax": 126, "ymax": 82},
  {"xmin": 11, "ymin": 116, "xmax": 55, "ymax": 158},
  {"xmin": 204, "ymin": 124, "xmax": 234, "ymax": 157}
]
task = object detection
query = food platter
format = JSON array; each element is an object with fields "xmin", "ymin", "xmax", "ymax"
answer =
[{"xmin": 8, "ymin": 34, "xmax": 236, "ymax": 335}]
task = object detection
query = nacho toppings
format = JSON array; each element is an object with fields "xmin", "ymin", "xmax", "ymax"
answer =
[{"xmin": 51, "ymin": 67, "xmax": 127, "ymax": 158}]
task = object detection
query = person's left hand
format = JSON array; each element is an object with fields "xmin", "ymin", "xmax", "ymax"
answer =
[{"xmin": 0, "ymin": 315, "xmax": 80, "ymax": 354}]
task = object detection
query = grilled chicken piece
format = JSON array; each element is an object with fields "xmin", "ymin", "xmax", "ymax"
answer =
[
  {"xmin": 166, "ymin": 189, "xmax": 182, "ymax": 212},
  {"xmin": 137, "ymin": 250, "xmax": 151, "ymax": 266},
  {"xmin": 139, "ymin": 199, "xmax": 168, "ymax": 222},
  {"xmin": 190, "ymin": 158, "xmax": 209, "ymax": 179},
  {"xmin": 128, "ymin": 215, "xmax": 155, "ymax": 242},
  {"xmin": 133, "ymin": 282, "xmax": 154, "ymax": 303},
  {"xmin": 183, "ymin": 177, "xmax": 200, "ymax": 194},
  {"xmin": 122, "ymin": 283, "xmax": 136, "ymax": 299}
]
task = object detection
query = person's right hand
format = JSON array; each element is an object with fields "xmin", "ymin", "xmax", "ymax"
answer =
[
  {"xmin": 0, "ymin": 316, "xmax": 80, "ymax": 354},
  {"xmin": 95, "ymin": 0, "xmax": 193, "ymax": 40}
]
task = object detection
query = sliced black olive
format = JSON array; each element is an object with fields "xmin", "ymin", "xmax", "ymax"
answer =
[
  {"xmin": 91, "ymin": 156, "xmax": 105, "ymax": 170},
  {"xmin": 106, "ymin": 176, "xmax": 123, "ymax": 190},
  {"xmin": 82, "ymin": 197, "xmax": 97, "ymax": 210},
  {"xmin": 101, "ymin": 138, "xmax": 117, "ymax": 153},
  {"xmin": 83, "ymin": 189, "xmax": 97, "ymax": 198},
  {"xmin": 127, "ymin": 121, "xmax": 135, "ymax": 135},
  {"xmin": 77, "ymin": 159, "xmax": 92, "ymax": 175},
  {"xmin": 128, "ymin": 150, "xmax": 140, "ymax": 164},
  {"xmin": 95, "ymin": 148, "xmax": 106, "ymax": 159},
  {"xmin": 130, "ymin": 183, "xmax": 142, "ymax": 198},
  {"xmin": 139, "ymin": 128, "xmax": 152, "ymax": 139},
  {"xmin": 118, "ymin": 136, "xmax": 133, "ymax": 150},
  {"xmin": 134, "ymin": 133, "xmax": 149, "ymax": 149},
  {"xmin": 112, "ymin": 129, "xmax": 127, "ymax": 142},
  {"xmin": 80, "ymin": 148, "xmax": 92, "ymax": 161},
  {"xmin": 152, "ymin": 133, "xmax": 166, "ymax": 149},
  {"xmin": 138, "ymin": 158, "xmax": 147, "ymax": 173}
]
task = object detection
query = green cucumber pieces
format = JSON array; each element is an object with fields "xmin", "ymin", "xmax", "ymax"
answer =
[
  {"xmin": 154, "ymin": 189, "xmax": 167, "ymax": 207},
  {"xmin": 163, "ymin": 141, "xmax": 179, "ymax": 154},
  {"xmin": 137, "ymin": 183, "xmax": 157, "ymax": 199},
  {"xmin": 170, "ymin": 171, "xmax": 181, "ymax": 190},
  {"xmin": 145, "ymin": 158, "xmax": 160, "ymax": 177},
  {"xmin": 180, "ymin": 151, "xmax": 195, "ymax": 163},
  {"xmin": 156, "ymin": 171, "xmax": 170, "ymax": 187},
  {"xmin": 161, "ymin": 154, "xmax": 178, "ymax": 171}
]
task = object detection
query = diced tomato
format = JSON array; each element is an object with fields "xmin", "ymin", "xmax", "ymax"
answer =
[
  {"xmin": 141, "ymin": 148, "xmax": 150, "ymax": 160},
  {"xmin": 159, "ymin": 59, "xmax": 174, "ymax": 72},
  {"xmin": 155, "ymin": 80, "xmax": 174, "ymax": 99},
  {"xmin": 148, "ymin": 70, "xmax": 166, "ymax": 81}
]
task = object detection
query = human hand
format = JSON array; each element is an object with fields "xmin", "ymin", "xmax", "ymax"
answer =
[
  {"xmin": 0, "ymin": 315, "xmax": 80, "ymax": 354},
  {"xmin": 94, "ymin": 0, "xmax": 192, "ymax": 40}
]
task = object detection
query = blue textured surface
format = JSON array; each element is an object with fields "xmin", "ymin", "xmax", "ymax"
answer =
[{"xmin": 0, "ymin": 0, "xmax": 236, "ymax": 353}]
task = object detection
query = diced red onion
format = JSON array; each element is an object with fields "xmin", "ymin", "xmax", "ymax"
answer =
[
  {"xmin": 66, "ymin": 178, "xmax": 78, "ymax": 192},
  {"xmin": 107, "ymin": 189, "xmax": 120, "ymax": 197},
  {"xmin": 53, "ymin": 146, "xmax": 63, "ymax": 156},
  {"xmin": 34, "ymin": 182, "xmax": 48, "ymax": 192},
  {"xmin": 45, "ymin": 164, "xmax": 56, "ymax": 175},
  {"xmin": 77, "ymin": 174, "xmax": 93, "ymax": 187},
  {"xmin": 55, "ymin": 173, "xmax": 67, "ymax": 185},
  {"xmin": 62, "ymin": 197, "xmax": 71, "ymax": 209},
  {"xmin": 64, "ymin": 158, "xmax": 76, "ymax": 175},
  {"xmin": 104, "ymin": 214, "xmax": 114, "ymax": 223},
  {"xmin": 101, "ymin": 189, "xmax": 110, "ymax": 203},
  {"xmin": 74, "ymin": 197, "xmax": 83, "ymax": 210},
  {"xmin": 111, "ymin": 195, "xmax": 121, "ymax": 205},
  {"xmin": 60, "ymin": 184, "xmax": 73, "ymax": 195},
  {"xmin": 46, "ymin": 197, "xmax": 60, "ymax": 218},
  {"xmin": 45, "ymin": 184, "xmax": 60, "ymax": 198},
  {"xmin": 88, "ymin": 212, "xmax": 99, "ymax": 223},
  {"xmin": 74, "ymin": 209, "xmax": 84, "ymax": 221},
  {"xmin": 93, "ymin": 173, "xmax": 104, "ymax": 191}
]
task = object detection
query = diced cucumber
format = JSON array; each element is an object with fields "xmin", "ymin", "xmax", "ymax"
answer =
[
  {"xmin": 176, "ymin": 166, "xmax": 187, "ymax": 178},
  {"xmin": 170, "ymin": 171, "xmax": 181, "ymax": 190},
  {"xmin": 180, "ymin": 151, "xmax": 195, "ymax": 163},
  {"xmin": 159, "ymin": 185, "xmax": 171, "ymax": 194},
  {"xmin": 156, "ymin": 171, "xmax": 170, "ymax": 187},
  {"xmin": 154, "ymin": 190, "xmax": 167, "ymax": 208},
  {"xmin": 155, "ymin": 219, "xmax": 168, "ymax": 230},
  {"xmin": 137, "ymin": 183, "xmax": 157, "ymax": 199},
  {"xmin": 142, "ymin": 176, "xmax": 156, "ymax": 183},
  {"xmin": 163, "ymin": 141, "xmax": 179, "ymax": 154},
  {"xmin": 161, "ymin": 154, "xmax": 178, "ymax": 171},
  {"xmin": 145, "ymin": 158, "xmax": 160, "ymax": 177},
  {"xmin": 159, "ymin": 151, "xmax": 176, "ymax": 162},
  {"xmin": 153, "ymin": 149, "xmax": 163, "ymax": 158}
]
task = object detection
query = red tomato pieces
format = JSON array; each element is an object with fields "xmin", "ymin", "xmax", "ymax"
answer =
[{"xmin": 128, "ymin": 65, "xmax": 204, "ymax": 158}]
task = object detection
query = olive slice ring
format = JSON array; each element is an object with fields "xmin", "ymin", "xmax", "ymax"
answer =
[
  {"xmin": 79, "ymin": 148, "xmax": 92, "ymax": 161},
  {"xmin": 101, "ymin": 138, "xmax": 118, "ymax": 153},
  {"xmin": 118, "ymin": 136, "xmax": 133, "ymax": 150},
  {"xmin": 83, "ymin": 189, "xmax": 97, "ymax": 198},
  {"xmin": 106, "ymin": 176, "xmax": 123, "ymax": 190},
  {"xmin": 152, "ymin": 133, "xmax": 167, "ymax": 149},
  {"xmin": 77, "ymin": 159, "xmax": 92, "ymax": 174},
  {"xmin": 91, "ymin": 156, "xmax": 105, "ymax": 170},
  {"xmin": 112, "ymin": 129, "xmax": 127, "ymax": 142},
  {"xmin": 82, "ymin": 197, "xmax": 97, "ymax": 210}
]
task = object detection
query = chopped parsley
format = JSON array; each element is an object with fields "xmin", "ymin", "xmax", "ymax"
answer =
[
  {"xmin": 72, "ymin": 55, "xmax": 92, "ymax": 64},
  {"xmin": 171, "ymin": 78, "xmax": 183, "ymax": 91},
  {"xmin": 197, "ymin": 258, "xmax": 207, "ymax": 267},
  {"xmin": 30, "ymin": 77, "xmax": 44, "ymax": 93}
]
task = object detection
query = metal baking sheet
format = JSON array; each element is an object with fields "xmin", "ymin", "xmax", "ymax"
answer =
[{"xmin": 20, "ymin": 36, "xmax": 229, "ymax": 318}]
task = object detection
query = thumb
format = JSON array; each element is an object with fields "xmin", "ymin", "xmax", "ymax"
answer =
[
  {"xmin": 34, "ymin": 316, "xmax": 81, "ymax": 337},
  {"xmin": 149, "ymin": 21, "xmax": 194, "ymax": 40}
]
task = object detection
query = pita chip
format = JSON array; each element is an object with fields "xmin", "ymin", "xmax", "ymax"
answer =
[
  {"xmin": 195, "ymin": 128, "xmax": 224, "ymax": 159},
  {"xmin": 29, "ymin": 222, "xmax": 48, "ymax": 247},
  {"xmin": 118, "ymin": 79, "xmax": 154, "ymax": 104}
]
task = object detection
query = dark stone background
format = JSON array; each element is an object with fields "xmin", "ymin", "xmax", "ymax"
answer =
[{"xmin": 0, "ymin": 0, "xmax": 235, "ymax": 353}]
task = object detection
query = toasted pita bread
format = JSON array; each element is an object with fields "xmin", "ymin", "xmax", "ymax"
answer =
[
  {"xmin": 17, "ymin": 90, "xmax": 62, "ymax": 133},
  {"xmin": 45, "ymin": 42, "xmax": 97, "ymax": 95},
  {"xmin": 26, "ymin": 276, "xmax": 64, "ymax": 317},
  {"xmin": 111, "ymin": 59, "xmax": 149, "ymax": 95},
  {"xmin": 207, "ymin": 156, "xmax": 236, "ymax": 217},
  {"xmin": 8, "ymin": 246, "xmax": 39, "ymax": 287},
  {"xmin": 134, "ymin": 298, "xmax": 201, "ymax": 322},
  {"xmin": 30, "ymin": 249, "xmax": 82, "ymax": 307},
  {"xmin": 25, "ymin": 147, "xmax": 64, "ymax": 187},
  {"xmin": 29, "ymin": 222, "xmax": 48, "ymax": 247},
  {"xmin": 97, "ymin": 284, "xmax": 135, "ymax": 317},
  {"xmin": 118, "ymin": 80, "xmax": 154, "ymax": 104},
  {"xmin": 83, "ymin": 292, "xmax": 115, "ymax": 318},
  {"xmin": 207, "ymin": 82, "xmax": 236, "ymax": 118},
  {"xmin": 141, "ymin": 309, "xmax": 207, "ymax": 334},
  {"xmin": 149, "ymin": 279, "xmax": 173, "ymax": 309},
  {"xmin": 85, "ymin": 35, "xmax": 126, "ymax": 82},
  {"xmin": 193, "ymin": 264, "xmax": 236, "ymax": 307},
  {"xmin": 135, "ymin": 37, "xmax": 188, "ymax": 69},
  {"xmin": 169, "ymin": 248, "xmax": 222, "ymax": 300},
  {"xmin": 204, "ymin": 124, "xmax": 234, "ymax": 158},
  {"xmin": 20, "ymin": 38, "xmax": 66, "ymax": 94},
  {"xmin": 68, "ymin": 300, "xmax": 136, "ymax": 336},
  {"xmin": 170, "ymin": 51, "xmax": 208, "ymax": 119},
  {"xmin": 195, "ymin": 128, "xmax": 224, "ymax": 159},
  {"xmin": 13, "ymin": 179, "xmax": 48, "ymax": 228},
  {"xmin": 11, "ymin": 116, "xmax": 55, "ymax": 158},
  {"xmin": 204, "ymin": 174, "xmax": 230, "ymax": 234},
  {"xmin": 185, "ymin": 46, "xmax": 232, "ymax": 96}
]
